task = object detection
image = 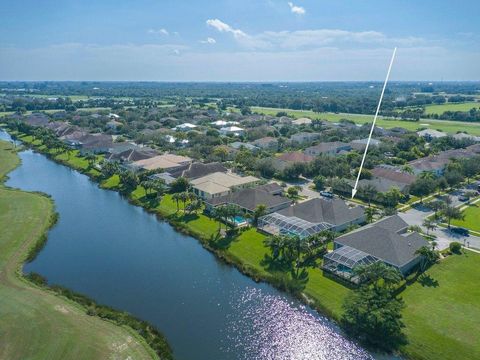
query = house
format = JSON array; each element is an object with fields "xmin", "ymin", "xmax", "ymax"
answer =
[
  {"xmin": 292, "ymin": 117, "xmax": 312, "ymax": 126},
  {"xmin": 78, "ymin": 134, "xmax": 114, "ymax": 154},
  {"xmin": 453, "ymin": 133, "xmax": 480, "ymax": 142},
  {"xmin": 165, "ymin": 135, "xmax": 189, "ymax": 146},
  {"xmin": 130, "ymin": 154, "xmax": 192, "ymax": 171},
  {"xmin": 305, "ymin": 142, "xmax": 352, "ymax": 156},
  {"xmin": 251, "ymin": 137, "xmax": 278, "ymax": 151},
  {"xmin": 351, "ymin": 165, "xmax": 416, "ymax": 193},
  {"xmin": 323, "ymin": 215, "xmax": 428, "ymax": 282},
  {"xmin": 229, "ymin": 142, "xmax": 259, "ymax": 152},
  {"xmin": 408, "ymin": 147, "xmax": 479, "ymax": 176},
  {"xmin": 349, "ymin": 138, "xmax": 381, "ymax": 151},
  {"xmin": 258, "ymin": 198, "xmax": 365, "ymax": 238},
  {"xmin": 220, "ymin": 126, "xmax": 244, "ymax": 136},
  {"xmin": 106, "ymin": 120, "xmax": 122, "ymax": 131},
  {"xmin": 290, "ymin": 132, "xmax": 320, "ymax": 145},
  {"xmin": 417, "ymin": 129, "xmax": 447, "ymax": 141},
  {"xmin": 204, "ymin": 183, "xmax": 292, "ymax": 214},
  {"xmin": 174, "ymin": 123, "xmax": 197, "ymax": 131},
  {"xmin": 191, "ymin": 172, "xmax": 260, "ymax": 199},
  {"xmin": 108, "ymin": 113, "xmax": 120, "ymax": 119},
  {"xmin": 210, "ymin": 120, "xmax": 240, "ymax": 127},
  {"xmin": 23, "ymin": 113, "xmax": 50, "ymax": 127},
  {"xmin": 106, "ymin": 145, "xmax": 159, "ymax": 162},
  {"xmin": 277, "ymin": 152, "xmax": 314, "ymax": 164},
  {"xmin": 169, "ymin": 162, "xmax": 227, "ymax": 180}
]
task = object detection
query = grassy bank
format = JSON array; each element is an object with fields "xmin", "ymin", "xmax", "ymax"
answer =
[
  {"xmin": 0, "ymin": 140, "xmax": 165, "ymax": 360},
  {"xmin": 7, "ymin": 129, "xmax": 480, "ymax": 360},
  {"xmin": 248, "ymin": 106, "xmax": 480, "ymax": 136}
]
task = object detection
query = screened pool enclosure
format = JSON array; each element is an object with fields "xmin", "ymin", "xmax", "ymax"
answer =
[
  {"xmin": 323, "ymin": 245, "xmax": 379, "ymax": 283},
  {"xmin": 258, "ymin": 212, "xmax": 332, "ymax": 239}
]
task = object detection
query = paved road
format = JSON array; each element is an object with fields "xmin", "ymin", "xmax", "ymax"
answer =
[{"xmin": 398, "ymin": 203, "xmax": 480, "ymax": 251}]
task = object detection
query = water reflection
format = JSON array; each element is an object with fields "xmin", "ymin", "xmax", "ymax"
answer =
[{"xmin": 226, "ymin": 288, "xmax": 372, "ymax": 360}]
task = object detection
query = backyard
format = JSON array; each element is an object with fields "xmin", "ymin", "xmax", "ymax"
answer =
[{"xmin": 452, "ymin": 203, "xmax": 480, "ymax": 233}]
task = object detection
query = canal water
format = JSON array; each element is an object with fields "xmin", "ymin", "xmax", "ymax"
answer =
[{"xmin": 1, "ymin": 131, "xmax": 387, "ymax": 360}]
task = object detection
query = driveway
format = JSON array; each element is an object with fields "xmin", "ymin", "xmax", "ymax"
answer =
[{"xmin": 398, "ymin": 203, "xmax": 480, "ymax": 251}]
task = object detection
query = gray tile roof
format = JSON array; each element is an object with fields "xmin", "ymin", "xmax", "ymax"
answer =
[
  {"xmin": 277, "ymin": 198, "xmax": 365, "ymax": 226},
  {"xmin": 206, "ymin": 187, "xmax": 291, "ymax": 212},
  {"xmin": 170, "ymin": 162, "xmax": 227, "ymax": 180},
  {"xmin": 335, "ymin": 215, "xmax": 428, "ymax": 268}
]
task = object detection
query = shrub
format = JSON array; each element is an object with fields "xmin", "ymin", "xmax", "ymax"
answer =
[{"xmin": 449, "ymin": 242, "xmax": 462, "ymax": 254}]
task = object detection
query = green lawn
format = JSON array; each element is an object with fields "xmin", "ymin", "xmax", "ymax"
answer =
[
  {"xmin": 452, "ymin": 203, "xmax": 480, "ymax": 232},
  {"xmin": 0, "ymin": 141, "xmax": 157, "ymax": 360},
  {"xmin": 424, "ymin": 102, "xmax": 479, "ymax": 115},
  {"xmin": 248, "ymin": 106, "xmax": 480, "ymax": 136},
  {"xmin": 401, "ymin": 252, "xmax": 480, "ymax": 360}
]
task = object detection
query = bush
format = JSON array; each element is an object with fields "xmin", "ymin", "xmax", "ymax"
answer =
[{"xmin": 449, "ymin": 242, "xmax": 462, "ymax": 254}]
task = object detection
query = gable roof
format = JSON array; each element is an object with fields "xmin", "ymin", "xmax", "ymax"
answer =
[
  {"xmin": 191, "ymin": 172, "xmax": 259, "ymax": 195},
  {"xmin": 278, "ymin": 152, "xmax": 315, "ymax": 163},
  {"xmin": 371, "ymin": 166, "xmax": 416, "ymax": 185},
  {"xmin": 277, "ymin": 198, "xmax": 365, "ymax": 226},
  {"xmin": 305, "ymin": 142, "xmax": 351, "ymax": 154},
  {"xmin": 206, "ymin": 187, "xmax": 291, "ymax": 212},
  {"xmin": 335, "ymin": 215, "xmax": 428, "ymax": 267},
  {"xmin": 169, "ymin": 162, "xmax": 227, "ymax": 180}
]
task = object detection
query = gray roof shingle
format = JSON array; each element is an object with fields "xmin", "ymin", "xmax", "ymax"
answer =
[{"xmin": 335, "ymin": 215, "xmax": 428, "ymax": 267}]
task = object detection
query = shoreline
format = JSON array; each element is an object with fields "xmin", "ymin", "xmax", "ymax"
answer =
[
  {"xmin": 0, "ymin": 137, "xmax": 172, "ymax": 360},
  {"xmin": 2, "ymin": 128, "xmax": 390, "ymax": 357}
]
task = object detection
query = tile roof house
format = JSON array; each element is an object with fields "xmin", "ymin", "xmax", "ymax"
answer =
[
  {"xmin": 78, "ymin": 134, "xmax": 114, "ymax": 154},
  {"xmin": 251, "ymin": 137, "xmax": 279, "ymax": 151},
  {"xmin": 107, "ymin": 145, "xmax": 159, "ymax": 163},
  {"xmin": 130, "ymin": 154, "xmax": 192, "ymax": 171},
  {"xmin": 290, "ymin": 132, "xmax": 320, "ymax": 144},
  {"xmin": 277, "ymin": 152, "xmax": 315, "ymax": 164},
  {"xmin": 220, "ymin": 126, "xmax": 244, "ymax": 136},
  {"xmin": 324, "ymin": 215, "xmax": 428, "ymax": 280},
  {"xmin": 24, "ymin": 113, "xmax": 50, "ymax": 127},
  {"xmin": 169, "ymin": 162, "xmax": 228, "ymax": 180},
  {"xmin": 229, "ymin": 142, "xmax": 259, "ymax": 152},
  {"xmin": 191, "ymin": 172, "xmax": 260, "ymax": 199},
  {"xmin": 258, "ymin": 198, "xmax": 365, "ymax": 238},
  {"xmin": 417, "ymin": 129, "xmax": 448, "ymax": 141},
  {"xmin": 304, "ymin": 142, "xmax": 352, "ymax": 157},
  {"xmin": 349, "ymin": 138, "xmax": 381, "ymax": 151},
  {"xmin": 292, "ymin": 117, "xmax": 312, "ymax": 126},
  {"xmin": 408, "ymin": 146, "xmax": 480, "ymax": 175},
  {"xmin": 204, "ymin": 183, "xmax": 291, "ymax": 214}
]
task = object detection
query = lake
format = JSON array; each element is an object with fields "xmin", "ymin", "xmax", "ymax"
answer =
[{"xmin": 1, "ymin": 130, "xmax": 383, "ymax": 360}]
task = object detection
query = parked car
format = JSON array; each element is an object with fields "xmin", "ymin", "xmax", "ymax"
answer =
[
  {"xmin": 450, "ymin": 227, "xmax": 469, "ymax": 236},
  {"xmin": 320, "ymin": 191, "xmax": 334, "ymax": 198},
  {"xmin": 458, "ymin": 195, "xmax": 468, "ymax": 202}
]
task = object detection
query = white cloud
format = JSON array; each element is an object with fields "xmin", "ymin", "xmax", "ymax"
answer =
[
  {"xmin": 288, "ymin": 2, "xmax": 305, "ymax": 15},
  {"xmin": 148, "ymin": 28, "xmax": 169, "ymax": 36},
  {"xmin": 200, "ymin": 37, "xmax": 216, "ymax": 44},
  {"xmin": 206, "ymin": 19, "xmax": 246, "ymax": 39},
  {"xmin": 205, "ymin": 20, "xmax": 424, "ymax": 50}
]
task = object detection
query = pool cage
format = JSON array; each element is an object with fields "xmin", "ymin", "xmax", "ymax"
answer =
[
  {"xmin": 258, "ymin": 212, "xmax": 332, "ymax": 239},
  {"xmin": 323, "ymin": 245, "xmax": 379, "ymax": 283}
]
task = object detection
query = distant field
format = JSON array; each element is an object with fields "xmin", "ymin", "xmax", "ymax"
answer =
[
  {"xmin": 401, "ymin": 252, "xmax": 480, "ymax": 360},
  {"xmin": 250, "ymin": 106, "xmax": 480, "ymax": 136},
  {"xmin": 0, "ymin": 107, "xmax": 111, "ymax": 117},
  {"xmin": 424, "ymin": 102, "xmax": 479, "ymax": 115}
]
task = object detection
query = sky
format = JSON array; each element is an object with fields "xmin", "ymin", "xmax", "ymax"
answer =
[{"xmin": 1, "ymin": 0, "xmax": 479, "ymax": 81}]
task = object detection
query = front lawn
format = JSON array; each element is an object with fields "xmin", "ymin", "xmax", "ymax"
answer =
[
  {"xmin": 452, "ymin": 203, "xmax": 480, "ymax": 232},
  {"xmin": 401, "ymin": 252, "xmax": 480, "ymax": 360}
]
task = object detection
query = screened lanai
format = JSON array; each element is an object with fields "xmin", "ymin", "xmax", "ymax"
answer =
[
  {"xmin": 323, "ymin": 245, "xmax": 379, "ymax": 283},
  {"xmin": 258, "ymin": 212, "xmax": 332, "ymax": 239}
]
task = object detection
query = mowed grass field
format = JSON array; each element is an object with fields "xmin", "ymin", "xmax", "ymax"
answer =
[
  {"xmin": 0, "ymin": 141, "xmax": 157, "ymax": 360},
  {"xmin": 401, "ymin": 252, "xmax": 480, "ymax": 360},
  {"xmin": 452, "ymin": 203, "xmax": 480, "ymax": 233},
  {"xmin": 249, "ymin": 106, "xmax": 480, "ymax": 136},
  {"xmin": 424, "ymin": 102, "xmax": 479, "ymax": 115}
]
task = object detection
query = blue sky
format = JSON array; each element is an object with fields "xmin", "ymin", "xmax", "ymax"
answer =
[{"xmin": 1, "ymin": 0, "xmax": 479, "ymax": 81}]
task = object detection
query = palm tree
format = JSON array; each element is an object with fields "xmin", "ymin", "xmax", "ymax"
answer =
[
  {"xmin": 85, "ymin": 153, "xmax": 96, "ymax": 168},
  {"xmin": 359, "ymin": 184, "xmax": 377, "ymax": 207},
  {"xmin": 252, "ymin": 204, "xmax": 267, "ymax": 226},
  {"xmin": 442, "ymin": 205, "xmax": 465, "ymax": 229},
  {"xmin": 186, "ymin": 199, "xmax": 202, "ymax": 215},
  {"xmin": 401, "ymin": 164, "xmax": 414, "ymax": 175},
  {"xmin": 179, "ymin": 191, "xmax": 190, "ymax": 211},
  {"xmin": 419, "ymin": 171, "xmax": 435, "ymax": 180},
  {"xmin": 422, "ymin": 218, "xmax": 437, "ymax": 235},
  {"xmin": 172, "ymin": 193, "xmax": 181, "ymax": 212},
  {"xmin": 415, "ymin": 246, "xmax": 439, "ymax": 272},
  {"xmin": 212, "ymin": 206, "xmax": 228, "ymax": 232},
  {"xmin": 365, "ymin": 206, "xmax": 378, "ymax": 223}
]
